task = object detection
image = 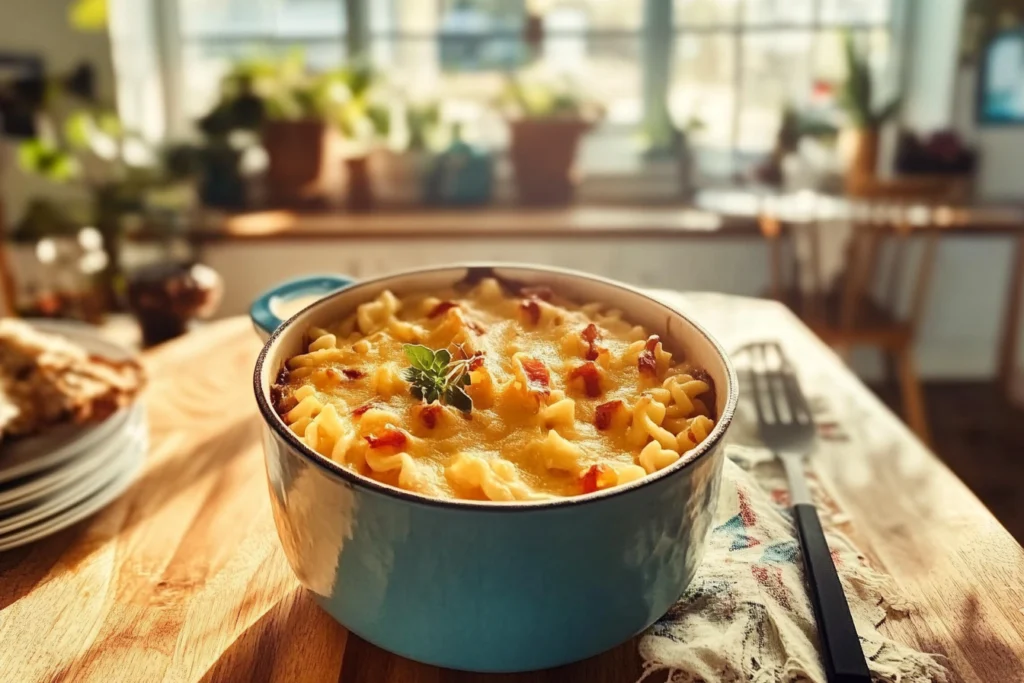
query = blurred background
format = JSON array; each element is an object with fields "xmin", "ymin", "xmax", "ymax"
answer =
[{"xmin": 0, "ymin": 1, "xmax": 1023, "ymax": 534}]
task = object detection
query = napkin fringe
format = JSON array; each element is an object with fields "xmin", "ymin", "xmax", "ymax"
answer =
[
  {"xmin": 639, "ymin": 656, "xmax": 819, "ymax": 683},
  {"xmin": 641, "ymin": 651, "xmax": 949, "ymax": 683},
  {"xmin": 869, "ymin": 648, "xmax": 952, "ymax": 683}
]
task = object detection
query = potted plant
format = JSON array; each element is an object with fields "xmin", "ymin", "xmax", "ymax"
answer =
[
  {"xmin": 499, "ymin": 72, "xmax": 602, "ymax": 206},
  {"xmin": 16, "ymin": 99, "xmax": 191, "ymax": 310},
  {"xmin": 214, "ymin": 52, "xmax": 356, "ymax": 207},
  {"xmin": 837, "ymin": 32, "xmax": 901, "ymax": 189},
  {"xmin": 172, "ymin": 87, "xmax": 266, "ymax": 210},
  {"xmin": 325, "ymin": 65, "xmax": 390, "ymax": 212},
  {"xmin": 162, "ymin": 113, "xmax": 253, "ymax": 212},
  {"xmin": 369, "ymin": 100, "xmax": 440, "ymax": 207},
  {"xmin": 425, "ymin": 123, "xmax": 495, "ymax": 207},
  {"xmin": 754, "ymin": 105, "xmax": 839, "ymax": 188}
]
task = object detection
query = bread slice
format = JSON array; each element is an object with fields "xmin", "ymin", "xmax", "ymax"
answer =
[{"xmin": 0, "ymin": 319, "xmax": 144, "ymax": 440}]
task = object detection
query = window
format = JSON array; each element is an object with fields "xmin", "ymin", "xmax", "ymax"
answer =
[
  {"xmin": 979, "ymin": 29, "xmax": 1024, "ymax": 125},
  {"xmin": 174, "ymin": 0, "xmax": 348, "ymax": 124},
  {"xmin": 157, "ymin": 0, "xmax": 898, "ymax": 178},
  {"xmin": 670, "ymin": 0, "xmax": 894, "ymax": 176}
]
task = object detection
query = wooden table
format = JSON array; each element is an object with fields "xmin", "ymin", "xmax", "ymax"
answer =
[{"xmin": 2, "ymin": 294, "xmax": 1023, "ymax": 683}]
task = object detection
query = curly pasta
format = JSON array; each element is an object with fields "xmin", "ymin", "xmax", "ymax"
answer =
[
  {"xmin": 446, "ymin": 453, "xmax": 551, "ymax": 501},
  {"xmin": 272, "ymin": 277, "xmax": 718, "ymax": 501}
]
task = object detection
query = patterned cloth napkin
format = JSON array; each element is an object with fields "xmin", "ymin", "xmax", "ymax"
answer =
[{"xmin": 638, "ymin": 397, "xmax": 949, "ymax": 683}]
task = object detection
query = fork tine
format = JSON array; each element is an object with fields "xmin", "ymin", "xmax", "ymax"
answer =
[
  {"xmin": 761, "ymin": 343, "xmax": 794, "ymax": 424},
  {"xmin": 773, "ymin": 342, "xmax": 813, "ymax": 424}
]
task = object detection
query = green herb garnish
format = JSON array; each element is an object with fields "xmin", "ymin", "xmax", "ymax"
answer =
[{"xmin": 402, "ymin": 344, "xmax": 474, "ymax": 412}]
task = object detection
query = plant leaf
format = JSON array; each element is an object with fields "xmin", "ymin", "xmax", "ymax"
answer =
[
  {"xmin": 64, "ymin": 111, "xmax": 94, "ymax": 149},
  {"xmin": 432, "ymin": 349, "xmax": 451, "ymax": 372},
  {"xmin": 17, "ymin": 139, "xmax": 78, "ymax": 182},
  {"xmin": 446, "ymin": 385, "xmax": 473, "ymax": 413},
  {"xmin": 404, "ymin": 344, "xmax": 475, "ymax": 412},
  {"xmin": 69, "ymin": 0, "xmax": 107, "ymax": 31},
  {"xmin": 873, "ymin": 97, "xmax": 902, "ymax": 126},
  {"xmin": 404, "ymin": 344, "xmax": 435, "ymax": 371},
  {"xmin": 97, "ymin": 112, "xmax": 123, "ymax": 137}
]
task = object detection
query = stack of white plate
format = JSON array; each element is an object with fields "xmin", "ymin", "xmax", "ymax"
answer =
[{"xmin": 0, "ymin": 321, "xmax": 147, "ymax": 552}]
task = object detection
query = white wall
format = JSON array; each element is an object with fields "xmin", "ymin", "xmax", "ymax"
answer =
[
  {"xmin": 902, "ymin": 0, "xmax": 965, "ymax": 132},
  {"xmin": 953, "ymin": 66, "xmax": 1024, "ymax": 200},
  {"xmin": 902, "ymin": 0, "xmax": 1024, "ymax": 202}
]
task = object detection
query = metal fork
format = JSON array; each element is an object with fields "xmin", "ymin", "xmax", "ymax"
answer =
[{"xmin": 746, "ymin": 341, "xmax": 871, "ymax": 683}]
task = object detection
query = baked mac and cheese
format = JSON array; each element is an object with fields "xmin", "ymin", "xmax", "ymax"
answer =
[{"xmin": 272, "ymin": 278, "xmax": 716, "ymax": 501}]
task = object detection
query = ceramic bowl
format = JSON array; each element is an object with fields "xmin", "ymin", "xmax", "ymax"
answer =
[{"xmin": 251, "ymin": 264, "xmax": 737, "ymax": 672}]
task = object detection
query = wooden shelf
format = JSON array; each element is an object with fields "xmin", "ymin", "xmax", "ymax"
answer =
[
  {"xmin": 185, "ymin": 204, "xmax": 762, "ymax": 243},
  {"xmin": 116, "ymin": 190, "xmax": 1024, "ymax": 245}
]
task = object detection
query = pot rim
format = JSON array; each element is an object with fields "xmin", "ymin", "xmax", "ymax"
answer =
[{"xmin": 253, "ymin": 263, "xmax": 738, "ymax": 512}]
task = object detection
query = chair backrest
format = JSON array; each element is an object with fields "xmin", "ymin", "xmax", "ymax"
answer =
[
  {"xmin": 757, "ymin": 182, "xmax": 951, "ymax": 338},
  {"xmin": 841, "ymin": 178, "xmax": 960, "ymax": 334}
]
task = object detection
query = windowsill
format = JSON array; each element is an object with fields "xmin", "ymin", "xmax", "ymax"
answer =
[
  {"xmin": 183, "ymin": 199, "xmax": 761, "ymax": 243},
  {"xmin": 130, "ymin": 185, "xmax": 1024, "ymax": 246}
]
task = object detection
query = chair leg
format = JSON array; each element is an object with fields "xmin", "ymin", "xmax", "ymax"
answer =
[
  {"xmin": 884, "ymin": 350, "xmax": 899, "ymax": 392},
  {"xmin": 895, "ymin": 347, "xmax": 931, "ymax": 446}
]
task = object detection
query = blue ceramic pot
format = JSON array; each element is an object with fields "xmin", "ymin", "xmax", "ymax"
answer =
[{"xmin": 251, "ymin": 264, "xmax": 737, "ymax": 672}]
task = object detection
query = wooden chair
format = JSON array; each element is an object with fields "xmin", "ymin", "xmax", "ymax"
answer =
[{"xmin": 759, "ymin": 182, "xmax": 964, "ymax": 446}]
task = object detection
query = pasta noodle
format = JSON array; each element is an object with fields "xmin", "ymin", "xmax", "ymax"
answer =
[{"xmin": 272, "ymin": 278, "xmax": 717, "ymax": 501}]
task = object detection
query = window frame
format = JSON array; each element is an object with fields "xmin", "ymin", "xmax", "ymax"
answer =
[{"xmin": 152, "ymin": 0, "xmax": 908, "ymax": 178}]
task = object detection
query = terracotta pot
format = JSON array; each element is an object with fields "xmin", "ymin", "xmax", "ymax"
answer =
[
  {"xmin": 509, "ymin": 118, "xmax": 591, "ymax": 205},
  {"xmin": 263, "ymin": 119, "xmax": 330, "ymax": 207},
  {"xmin": 368, "ymin": 149, "xmax": 429, "ymax": 207},
  {"xmin": 842, "ymin": 127, "xmax": 880, "ymax": 192},
  {"xmin": 344, "ymin": 156, "xmax": 375, "ymax": 213}
]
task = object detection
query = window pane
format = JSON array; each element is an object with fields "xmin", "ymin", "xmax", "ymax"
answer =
[
  {"xmin": 439, "ymin": 35, "xmax": 527, "ymax": 71},
  {"xmin": 820, "ymin": 0, "xmax": 891, "ymax": 25},
  {"xmin": 674, "ymin": 0, "xmax": 740, "ymax": 27},
  {"xmin": 372, "ymin": 0, "xmax": 646, "ymax": 35},
  {"xmin": 540, "ymin": 36, "xmax": 641, "ymax": 123},
  {"xmin": 370, "ymin": 0, "xmax": 441, "ymax": 34},
  {"xmin": 530, "ymin": 0, "xmax": 643, "ymax": 30},
  {"xmin": 368, "ymin": 36, "xmax": 506, "ymax": 134},
  {"xmin": 670, "ymin": 33, "xmax": 736, "ymax": 151},
  {"xmin": 812, "ymin": 29, "xmax": 892, "ymax": 86},
  {"xmin": 743, "ymin": 0, "xmax": 814, "ymax": 26},
  {"xmin": 865, "ymin": 28, "xmax": 892, "ymax": 71},
  {"xmin": 737, "ymin": 31, "xmax": 814, "ymax": 152},
  {"xmin": 370, "ymin": 37, "xmax": 438, "ymax": 91},
  {"xmin": 438, "ymin": 0, "xmax": 526, "ymax": 31},
  {"xmin": 178, "ymin": 0, "xmax": 345, "ymax": 38},
  {"xmin": 179, "ymin": 42, "xmax": 344, "ymax": 120},
  {"xmin": 370, "ymin": 36, "xmax": 640, "ymax": 123}
]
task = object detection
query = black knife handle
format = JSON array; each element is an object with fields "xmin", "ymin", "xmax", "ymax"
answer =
[{"xmin": 793, "ymin": 503, "xmax": 872, "ymax": 683}]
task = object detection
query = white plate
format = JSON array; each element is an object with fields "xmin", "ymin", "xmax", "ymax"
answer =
[
  {"xmin": 0, "ymin": 405, "xmax": 135, "ymax": 484},
  {"xmin": 0, "ymin": 422, "xmax": 145, "ymax": 536},
  {"xmin": 0, "ymin": 405, "xmax": 146, "ymax": 513},
  {"xmin": 0, "ymin": 431, "xmax": 147, "ymax": 552},
  {"xmin": 0, "ymin": 320, "xmax": 140, "ymax": 484}
]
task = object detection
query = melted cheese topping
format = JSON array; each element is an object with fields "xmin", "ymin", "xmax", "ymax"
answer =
[{"xmin": 273, "ymin": 278, "xmax": 716, "ymax": 501}]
